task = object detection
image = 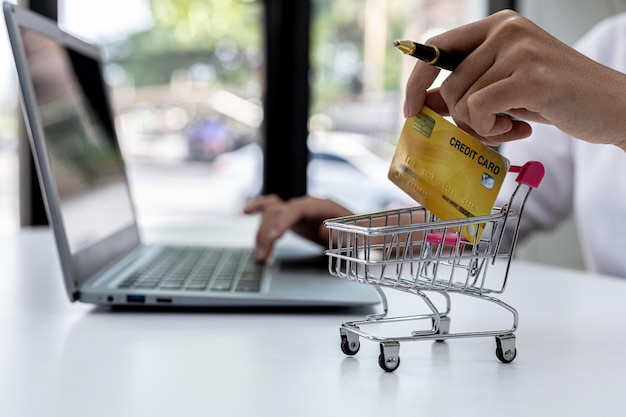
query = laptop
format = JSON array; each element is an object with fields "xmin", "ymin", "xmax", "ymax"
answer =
[{"xmin": 3, "ymin": 2, "xmax": 380, "ymax": 308}]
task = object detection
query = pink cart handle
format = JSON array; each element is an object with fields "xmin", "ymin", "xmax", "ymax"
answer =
[
  {"xmin": 509, "ymin": 161, "xmax": 545, "ymax": 188},
  {"xmin": 426, "ymin": 232, "xmax": 470, "ymax": 246}
]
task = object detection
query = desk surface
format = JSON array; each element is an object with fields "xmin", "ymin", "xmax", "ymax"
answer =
[{"xmin": 2, "ymin": 226, "xmax": 626, "ymax": 417}]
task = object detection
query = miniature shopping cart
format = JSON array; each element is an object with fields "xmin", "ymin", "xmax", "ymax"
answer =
[{"xmin": 324, "ymin": 161, "xmax": 545, "ymax": 372}]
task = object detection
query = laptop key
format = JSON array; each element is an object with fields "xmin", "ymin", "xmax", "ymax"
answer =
[
  {"xmin": 135, "ymin": 281, "xmax": 160, "ymax": 289},
  {"xmin": 235, "ymin": 282, "xmax": 261, "ymax": 292},
  {"xmin": 185, "ymin": 281, "xmax": 208, "ymax": 290},
  {"xmin": 210, "ymin": 279, "xmax": 233, "ymax": 291}
]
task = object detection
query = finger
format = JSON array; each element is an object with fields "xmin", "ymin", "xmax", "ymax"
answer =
[
  {"xmin": 467, "ymin": 76, "xmax": 539, "ymax": 137},
  {"xmin": 409, "ymin": 10, "xmax": 522, "ymax": 119},
  {"xmin": 451, "ymin": 115, "xmax": 532, "ymax": 144},
  {"xmin": 481, "ymin": 120, "xmax": 533, "ymax": 143},
  {"xmin": 254, "ymin": 199, "xmax": 313, "ymax": 261},
  {"xmin": 426, "ymin": 10, "xmax": 520, "ymax": 52},
  {"xmin": 404, "ymin": 17, "xmax": 494, "ymax": 118},
  {"xmin": 404, "ymin": 61, "xmax": 441, "ymax": 117},
  {"xmin": 243, "ymin": 194, "xmax": 281, "ymax": 214},
  {"xmin": 469, "ymin": 109, "xmax": 513, "ymax": 138},
  {"xmin": 437, "ymin": 40, "xmax": 500, "ymax": 127},
  {"xmin": 254, "ymin": 210, "xmax": 285, "ymax": 262},
  {"xmin": 423, "ymin": 88, "xmax": 449, "ymax": 116}
]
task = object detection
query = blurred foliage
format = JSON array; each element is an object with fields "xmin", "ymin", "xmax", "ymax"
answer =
[
  {"xmin": 105, "ymin": 0, "xmax": 262, "ymax": 89},
  {"xmin": 311, "ymin": 1, "xmax": 409, "ymax": 109},
  {"xmin": 142, "ymin": 0, "xmax": 260, "ymax": 52},
  {"xmin": 105, "ymin": 0, "xmax": 410, "ymax": 101}
]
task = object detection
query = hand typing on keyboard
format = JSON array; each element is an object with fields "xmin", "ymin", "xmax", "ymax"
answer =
[{"xmin": 243, "ymin": 195, "xmax": 352, "ymax": 262}]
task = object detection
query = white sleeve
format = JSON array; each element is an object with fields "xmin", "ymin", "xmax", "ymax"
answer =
[{"xmin": 495, "ymin": 123, "xmax": 574, "ymax": 244}]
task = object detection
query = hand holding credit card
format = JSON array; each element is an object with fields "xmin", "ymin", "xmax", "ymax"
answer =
[{"xmin": 388, "ymin": 106, "xmax": 510, "ymax": 242}]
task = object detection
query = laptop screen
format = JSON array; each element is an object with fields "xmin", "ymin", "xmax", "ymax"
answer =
[{"xmin": 20, "ymin": 27, "xmax": 135, "ymax": 254}]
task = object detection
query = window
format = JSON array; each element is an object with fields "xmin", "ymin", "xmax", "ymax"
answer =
[
  {"xmin": 0, "ymin": 0, "xmax": 488, "ymax": 235},
  {"xmin": 307, "ymin": 0, "xmax": 487, "ymax": 213},
  {"xmin": 60, "ymin": 0, "xmax": 264, "ymax": 226}
]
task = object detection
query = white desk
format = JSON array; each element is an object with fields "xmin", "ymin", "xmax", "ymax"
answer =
[{"xmin": 2, "ymin": 226, "xmax": 626, "ymax": 417}]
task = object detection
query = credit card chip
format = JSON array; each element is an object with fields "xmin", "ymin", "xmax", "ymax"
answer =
[{"xmin": 413, "ymin": 111, "xmax": 435, "ymax": 138}]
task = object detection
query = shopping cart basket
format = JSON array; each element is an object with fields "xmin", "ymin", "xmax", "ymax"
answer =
[{"xmin": 324, "ymin": 161, "xmax": 545, "ymax": 372}]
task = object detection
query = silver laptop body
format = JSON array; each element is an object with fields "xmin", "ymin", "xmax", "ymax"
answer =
[{"xmin": 3, "ymin": 2, "xmax": 380, "ymax": 308}]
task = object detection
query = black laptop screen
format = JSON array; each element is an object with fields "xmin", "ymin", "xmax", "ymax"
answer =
[{"xmin": 20, "ymin": 28, "xmax": 135, "ymax": 254}]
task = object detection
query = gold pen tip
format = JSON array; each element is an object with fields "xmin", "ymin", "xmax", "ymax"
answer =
[{"xmin": 393, "ymin": 40, "xmax": 415, "ymax": 55}]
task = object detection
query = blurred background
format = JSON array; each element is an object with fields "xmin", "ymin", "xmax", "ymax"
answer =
[{"xmin": 1, "ymin": 0, "xmax": 626, "ymax": 269}]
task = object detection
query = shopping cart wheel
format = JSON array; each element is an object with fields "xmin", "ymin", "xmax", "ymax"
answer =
[
  {"xmin": 340, "ymin": 335, "xmax": 360, "ymax": 355},
  {"xmin": 339, "ymin": 327, "xmax": 360, "ymax": 356},
  {"xmin": 495, "ymin": 334, "xmax": 517, "ymax": 363},
  {"xmin": 378, "ymin": 342, "xmax": 401, "ymax": 372}
]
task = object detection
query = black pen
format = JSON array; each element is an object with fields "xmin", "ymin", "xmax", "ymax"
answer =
[{"xmin": 393, "ymin": 40, "xmax": 466, "ymax": 71}]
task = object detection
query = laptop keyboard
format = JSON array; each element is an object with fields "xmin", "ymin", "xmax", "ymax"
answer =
[{"xmin": 117, "ymin": 247, "xmax": 262, "ymax": 293}]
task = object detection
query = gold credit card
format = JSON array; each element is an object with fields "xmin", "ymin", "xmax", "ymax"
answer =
[{"xmin": 388, "ymin": 106, "xmax": 510, "ymax": 241}]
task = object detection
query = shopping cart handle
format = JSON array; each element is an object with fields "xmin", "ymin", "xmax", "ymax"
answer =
[
  {"xmin": 426, "ymin": 232, "xmax": 470, "ymax": 246},
  {"xmin": 509, "ymin": 161, "xmax": 545, "ymax": 188}
]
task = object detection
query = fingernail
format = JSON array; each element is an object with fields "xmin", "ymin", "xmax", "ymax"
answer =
[{"xmin": 254, "ymin": 246, "xmax": 266, "ymax": 261}]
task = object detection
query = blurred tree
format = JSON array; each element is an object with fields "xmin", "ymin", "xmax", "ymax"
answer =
[
  {"xmin": 310, "ymin": 1, "xmax": 409, "ymax": 111},
  {"xmin": 105, "ymin": 0, "xmax": 262, "ymax": 88}
]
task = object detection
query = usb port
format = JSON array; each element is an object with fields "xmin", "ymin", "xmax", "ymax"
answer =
[
  {"xmin": 156, "ymin": 297, "xmax": 173, "ymax": 304},
  {"xmin": 126, "ymin": 295, "xmax": 145, "ymax": 303}
]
